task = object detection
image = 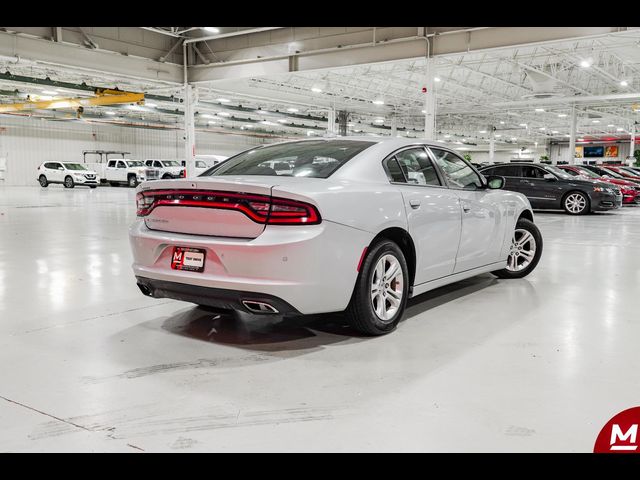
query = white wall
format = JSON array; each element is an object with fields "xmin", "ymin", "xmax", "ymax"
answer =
[
  {"xmin": 465, "ymin": 146, "xmax": 547, "ymax": 164},
  {"xmin": 0, "ymin": 116, "xmax": 268, "ymax": 185},
  {"xmin": 549, "ymin": 142, "xmax": 631, "ymax": 164}
]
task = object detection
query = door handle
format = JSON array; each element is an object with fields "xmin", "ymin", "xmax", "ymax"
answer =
[
  {"xmin": 462, "ymin": 204, "xmax": 471, "ymax": 213},
  {"xmin": 409, "ymin": 199, "xmax": 421, "ymax": 209}
]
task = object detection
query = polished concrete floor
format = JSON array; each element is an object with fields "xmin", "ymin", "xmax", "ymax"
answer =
[{"xmin": 1, "ymin": 185, "xmax": 639, "ymax": 452}]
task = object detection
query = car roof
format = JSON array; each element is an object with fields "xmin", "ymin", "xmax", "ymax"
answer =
[{"xmin": 261, "ymin": 135, "xmax": 454, "ymax": 150}]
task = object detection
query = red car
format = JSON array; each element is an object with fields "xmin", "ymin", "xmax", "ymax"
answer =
[
  {"xmin": 558, "ymin": 165, "xmax": 640, "ymax": 205},
  {"xmin": 601, "ymin": 165, "xmax": 640, "ymax": 184}
]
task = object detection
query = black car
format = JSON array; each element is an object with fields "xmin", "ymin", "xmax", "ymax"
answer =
[
  {"xmin": 579, "ymin": 164, "xmax": 640, "ymax": 187},
  {"xmin": 479, "ymin": 163, "xmax": 622, "ymax": 215}
]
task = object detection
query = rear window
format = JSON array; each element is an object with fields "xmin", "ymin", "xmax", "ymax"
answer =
[{"xmin": 205, "ymin": 140, "xmax": 375, "ymax": 179}]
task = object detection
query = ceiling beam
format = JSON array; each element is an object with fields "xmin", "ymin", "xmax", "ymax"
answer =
[
  {"xmin": 189, "ymin": 27, "xmax": 639, "ymax": 83},
  {"xmin": 0, "ymin": 31, "xmax": 183, "ymax": 85}
]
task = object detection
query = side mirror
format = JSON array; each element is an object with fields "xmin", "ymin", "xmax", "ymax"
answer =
[
  {"xmin": 486, "ymin": 175, "xmax": 505, "ymax": 189},
  {"xmin": 543, "ymin": 173, "xmax": 557, "ymax": 181}
]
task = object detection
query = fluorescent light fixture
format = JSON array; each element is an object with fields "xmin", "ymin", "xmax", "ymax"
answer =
[
  {"xmin": 511, "ymin": 137, "xmax": 517, "ymax": 141},
  {"xmin": 256, "ymin": 110, "xmax": 268, "ymax": 114},
  {"xmin": 495, "ymin": 134, "xmax": 502, "ymax": 138},
  {"xmin": 374, "ymin": 118, "xmax": 384, "ymax": 123},
  {"xmin": 564, "ymin": 134, "xmax": 570, "ymax": 137},
  {"xmin": 434, "ymin": 77, "xmax": 441, "ymax": 82},
  {"xmin": 145, "ymin": 102, "xmax": 157, "ymax": 108},
  {"xmin": 558, "ymin": 113, "xmax": 567, "ymax": 118},
  {"xmin": 242, "ymin": 124, "xmax": 252, "ymax": 129},
  {"xmin": 307, "ymin": 130, "xmax": 315, "ymax": 136},
  {"xmin": 208, "ymin": 120, "xmax": 217, "ymax": 124},
  {"xmin": 499, "ymin": 121, "xmax": 505, "ymax": 125},
  {"xmin": 620, "ymin": 80, "xmax": 629, "ymax": 87},
  {"xmin": 607, "ymin": 124, "xmax": 614, "ymax": 127},
  {"xmin": 617, "ymin": 127, "xmax": 624, "ymax": 131},
  {"xmin": 421, "ymin": 110, "xmax": 426, "ymax": 114},
  {"xmin": 287, "ymin": 107, "xmax": 299, "ymax": 112},
  {"xmin": 216, "ymin": 98, "xmax": 230, "ymax": 103},
  {"xmin": 535, "ymin": 108, "xmax": 545, "ymax": 112},
  {"xmin": 580, "ymin": 59, "xmax": 591, "ymax": 68},
  {"xmin": 39, "ymin": 95, "xmax": 53, "ymax": 101},
  {"xmin": 592, "ymin": 120, "xmax": 600, "ymax": 123},
  {"xmin": 277, "ymin": 119, "xmax": 288, "ymax": 123},
  {"xmin": 578, "ymin": 138, "xmax": 585, "ymax": 141},
  {"xmin": 539, "ymin": 127, "xmax": 546, "ymax": 130},
  {"xmin": 261, "ymin": 120, "xmax": 276, "ymax": 126},
  {"xmin": 311, "ymin": 87, "xmax": 322, "ymax": 93},
  {"xmin": 105, "ymin": 111, "xmax": 116, "ymax": 115},
  {"xmin": 347, "ymin": 123, "xmax": 355, "ymax": 127},
  {"xmin": 203, "ymin": 27, "xmax": 220, "ymax": 33},
  {"xmin": 444, "ymin": 134, "xmax": 451, "ymax": 138},
  {"xmin": 519, "ymin": 123, "xmax": 527, "ymax": 127},
  {"xmin": 479, "ymin": 130, "xmax": 487, "ymax": 133},
  {"xmin": 372, "ymin": 99, "xmax": 385, "ymax": 105},
  {"xmin": 456, "ymin": 147, "xmax": 468, "ymax": 151},
  {"xmin": 41, "ymin": 90, "xmax": 58, "ymax": 95},
  {"xmin": 551, "ymin": 130, "xmax": 559, "ymax": 134},
  {"xmin": 217, "ymin": 112, "xmax": 231, "ymax": 117},
  {"xmin": 201, "ymin": 114, "xmax": 214, "ymax": 119}
]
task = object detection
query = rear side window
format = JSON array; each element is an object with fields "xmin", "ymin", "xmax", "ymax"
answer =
[
  {"xmin": 207, "ymin": 140, "xmax": 375, "ymax": 179},
  {"xmin": 117, "ymin": 161, "xmax": 126, "ymax": 169},
  {"xmin": 384, "ymin": 157, "xmax": 406, "ymax": 183},
  {"xmin": 393, "ymin": 148, "xmax": 441, "ymax": 186},
  {"xmin": 44, "ymin": 162, "xmax": 57, "ymax": 169},
  {"xmin": 561, "ymin": 168, "xmax": 580, "ymax": 177}
]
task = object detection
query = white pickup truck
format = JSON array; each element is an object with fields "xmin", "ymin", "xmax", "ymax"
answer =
[
  {"xmin": 144, "ymin": 159, "xmax": 185, "ymax": 179},
  {"xmin": 95, "ymin": 159, "xmax": 160, "ymax": 187}
]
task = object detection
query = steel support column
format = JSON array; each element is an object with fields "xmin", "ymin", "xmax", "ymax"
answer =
[
  {"xmin": 423, "ymin": 58, "xmax": 436, "ymax": 140},
  {"xmin": 327, "ymin": 108, "xmax": 336, "ymax": 135},
  {"xmin": 569, "ymin": 104, "xmax": 577, "ymax": 165},
  {"xmin": 630, "ymin": 123, "xmax": 636, "ymax": 165},
  {"xmin": 489, "ymin": 126, "xmax": 495, "ymax": 163}
]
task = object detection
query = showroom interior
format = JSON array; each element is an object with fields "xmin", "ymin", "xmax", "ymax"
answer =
[{"xmin": 1, "ymin": 26, "xmax": 639, "ymax": 452}]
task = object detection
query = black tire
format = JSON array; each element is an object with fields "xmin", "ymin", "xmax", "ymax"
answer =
[
  {"xmin": 38, "ymin": 175, "xmax": 48, "ymax": 187},
  {"xmin": 89, "ymin": 185, "xmax": 97, "ymax": 189},
  {"xmin": 492, "ymin": 218, "xmax": 543, "ymax": 279},
  {"xmin": 63, "ymin": 176, "xmax": 75, "ymax": 189},
  {"xmin": 345, "ymin": 239, "xmax": 409, "ymax": 336},
  {"xmin": 128, "ymin": 175, "xmax": 138, "ymax": 188},
  {"xmin": 108, "ymin": 181, "xmax": 117, "ymax": 187},
  {"xmin": 162, "ymin": 173, "xmax": 172, "ymax": 179},
  {"xmin": 562, "ymin": 190, "xmax": 590, "ymax": 215}
]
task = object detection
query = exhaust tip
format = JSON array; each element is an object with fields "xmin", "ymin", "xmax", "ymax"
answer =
[
  {"xmin": 242, "ymin": 300, "xmax": 279, "ymax": 314},
  {"xmin": 137, "ymin": 283, "xmax": 153, "ymax": 296}
]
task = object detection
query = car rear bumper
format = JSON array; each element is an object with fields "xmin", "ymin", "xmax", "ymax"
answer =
[
  {"xmin": 129, "ymin": 219, "xmax": 374, "ymax": 315},
  {"xmin": 135, "ymin": 277, "xmax": 301, "ymax": 315}
]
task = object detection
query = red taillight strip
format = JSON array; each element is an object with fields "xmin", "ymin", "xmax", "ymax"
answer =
[{"xmin": 137, "ymin": 189, "xmax": 321, "ymax": 225}]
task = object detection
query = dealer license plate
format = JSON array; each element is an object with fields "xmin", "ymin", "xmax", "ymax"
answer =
[{"xmin": 171, "ymin": 247, "xmax": 206, "ymax": 272}]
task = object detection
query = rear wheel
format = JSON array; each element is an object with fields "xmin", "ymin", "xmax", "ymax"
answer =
[
  {"xmin": 346, "ymin": 239, "xmax": 409, "ymax": 336},
  {"xmin": 492, "ymin": 218, "xmax": 543, "ymax": 279},
  {"xmin": 563, "ymin": 191, "xmax": 589, "ymax": 215},
  {"xmin": 128, "ymin": 175, "xmax": 138, "ymax": 188},
  {"xmin": 63, "ymin": 176, "xmax": 75, "ymax": 189},
  {"xmin": 89, "ymin": 185, "xmax": 97, "ymax": 189},
  {"xmin": 38, "ymin": 175, "xmax": 48, "ymax": 187}
]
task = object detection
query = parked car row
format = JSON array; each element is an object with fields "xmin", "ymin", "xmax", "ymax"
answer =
[
  {"xmin": 477, "ymin": 162, "xmax": 640, "ymax": 215},
  {"xmin": 36, "ymin": 155, "xmax": 229, "ymax": 189}
]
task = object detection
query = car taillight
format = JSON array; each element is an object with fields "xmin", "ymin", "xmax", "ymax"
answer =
[{"xmin": 136, "ymin": 189, "xmax": 321, "ymax": 225}]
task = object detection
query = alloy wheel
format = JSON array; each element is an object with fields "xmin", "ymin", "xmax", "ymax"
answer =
[
  {"xmin": 370, "ymin": 254, "xmax": 404, "ymax": 321},
  {"xmin": 565, "ymin": 193, "xmax": 587, "ymax": 214},
  {"xmin": 506, "ymin": 228, "xmax": 537, "ymax": 272}
]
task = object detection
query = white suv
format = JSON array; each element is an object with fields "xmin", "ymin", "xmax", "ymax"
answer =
[
  {"xmin": 144, "ymin": 159, "xmax": 185, "ymax": 179},
  {"xmin": 37, "ymin": 162, "xmax": 99, "ymax": 188}
]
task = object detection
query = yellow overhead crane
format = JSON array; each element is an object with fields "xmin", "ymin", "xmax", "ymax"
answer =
[{"xmin": 0, "ymin": 88, "xmax": 145, "ymax": 115}]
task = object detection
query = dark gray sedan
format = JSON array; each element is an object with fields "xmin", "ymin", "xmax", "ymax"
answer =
[{"xmin": 479, "ymin": 162, "xmax": 622, "ymax": 215}]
